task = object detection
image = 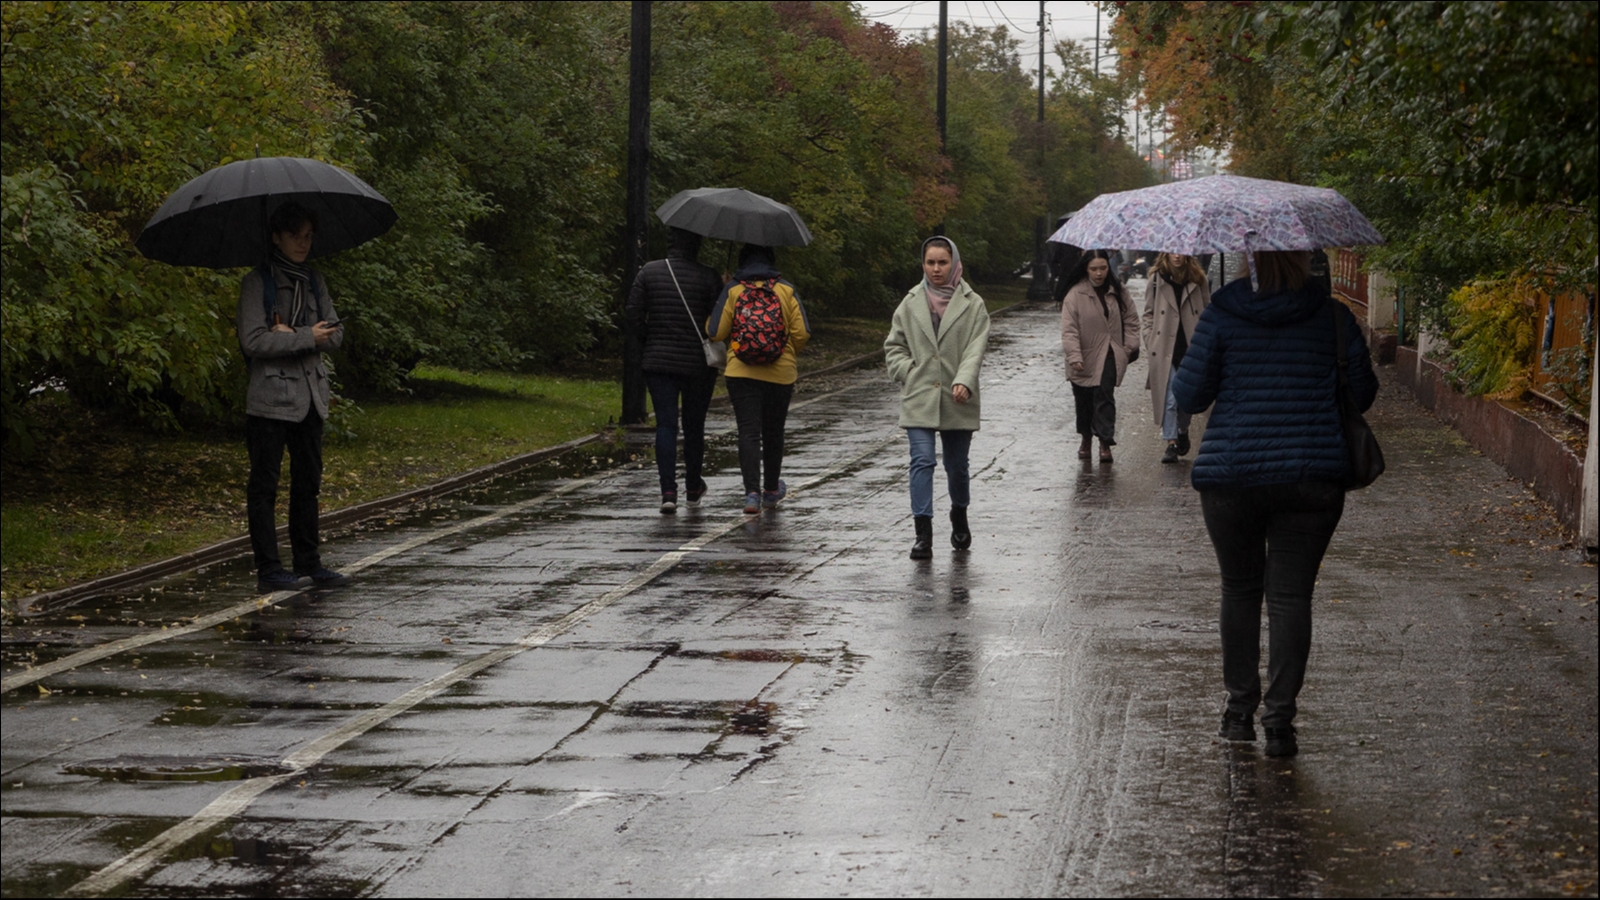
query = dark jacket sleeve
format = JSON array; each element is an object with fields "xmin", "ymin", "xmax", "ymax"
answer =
[
  {"xmin": 1339, "ymin": 304, "xmax": 1379, "ymax": 413},
  {"xmin": 1171, "ymin": 305, "xmax": 1222, "ymax": 414}
]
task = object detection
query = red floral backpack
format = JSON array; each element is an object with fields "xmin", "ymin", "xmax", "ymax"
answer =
[{"xmin": 731, "ymin": 279, "xmax": 787, "ymax": 365}]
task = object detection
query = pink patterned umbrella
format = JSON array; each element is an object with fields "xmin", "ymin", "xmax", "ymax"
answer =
[{"xmin": 1048, "ymin": 174, "xmax": 1383, "ymax": 254}]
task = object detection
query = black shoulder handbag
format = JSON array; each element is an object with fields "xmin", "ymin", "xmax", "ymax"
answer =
[{"xmin": 1330, "ymin": 302, "xmax": 1385, "ymax": 489}]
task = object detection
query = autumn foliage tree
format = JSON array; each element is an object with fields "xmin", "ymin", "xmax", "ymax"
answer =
[{"xmin": 1109, "ymin": 0, "xmax": 1597, "ymax": 402}]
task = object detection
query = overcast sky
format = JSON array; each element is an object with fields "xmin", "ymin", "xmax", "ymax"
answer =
[{"xmin": 853, "ymin": 0, "xmax": 1115, "ymax": 78}]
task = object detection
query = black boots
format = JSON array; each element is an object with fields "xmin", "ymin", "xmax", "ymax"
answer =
[
  {"xmin": 1264, "ymin": 725, "xmax": 1298, "ymax": 757},
  {"xmin": 912, "ymin": 509, "xmax": 971, "ymax": 557},
  {"xmin": 910, "ymin": 515, "xmax": 933, "ymax": 560},
  {"xmin": 1218, "ymin": 711, "xmax": 1256, "ymax": 742},
  {"xmin": 950, "ymin": 506, "xmax": 971, "ymax": 550}
]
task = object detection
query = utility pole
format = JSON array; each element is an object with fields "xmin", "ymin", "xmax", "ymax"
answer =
[
  {"xmin": 1028, "ymin": 1, "xmax": 1052, "ymax": 301},
  {"xmin": 935, "ymin": 0, "xmax": 947, "ymax": 236},
  {"xmin": 621, "ymin": 0, "xmax": 650, "ymax": 426},
  {"xmin": 1094, "ymin": 1, "xmax": 1100, "ymax": 77},
  {"xmin": 1037, "ymin": 3, "xmax": 1046, "ymax": 126}
]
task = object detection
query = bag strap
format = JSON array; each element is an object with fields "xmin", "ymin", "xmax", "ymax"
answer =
[
  {"xmin": 1330, "ymin": 300, "xmax": 1351, "ymax": 389},
  {"xmin": 665, "ymin": 260, "xmax": 709, "ymax": 341},
  {"xmin": 257, "ymin": 264, "xmax": 277, "ymax": 321},
  {"xmin": 257, "ymin": 264, "xmax": 325, "ymax": 321}
]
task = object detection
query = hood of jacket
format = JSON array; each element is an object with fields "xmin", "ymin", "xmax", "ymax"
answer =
[
  {"xmin": 734, "ymin": 261, "xmax": 783, "ymax": 281},
  {"xmin": 1210, "ymin": 275, "xmax": 1330, "ymax": 327}
]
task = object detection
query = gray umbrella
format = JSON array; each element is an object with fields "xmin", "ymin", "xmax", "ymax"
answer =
[
  {"xmin": 136, "ymin": 156, "xmax": 396, "ymax": 269},
  {"xmin": 655, "ymin": 187, "xmax": 813, "ymax": 247}
]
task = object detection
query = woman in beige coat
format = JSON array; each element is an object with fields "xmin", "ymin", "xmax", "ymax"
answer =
[
  {"xmin": 1141, "ymin": 252, "xmax": 1211, "ymax": 463},
  {"xmin": 1061, "ymin": 249, "xmax": 1141, "ymax": 463}
]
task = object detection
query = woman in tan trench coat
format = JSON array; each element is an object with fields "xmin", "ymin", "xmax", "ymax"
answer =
[
  {"xmin": 1061, "ymin": 249, "xmax": 1141, "ymax": 463},
  {"xmin": 1141, "ymin": 252, "xmax": 1211, "ymax": 463}
]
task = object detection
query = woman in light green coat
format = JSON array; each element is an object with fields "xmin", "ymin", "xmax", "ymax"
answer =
[{"xmin": 884, "ymin": 236, "xmax": 991, "ymax": 560}]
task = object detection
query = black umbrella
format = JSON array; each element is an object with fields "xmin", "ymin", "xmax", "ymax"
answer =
[
  {"xmin": 136, "ymin": 157, "xmax": 396, "ymax": 269},
  {"xmin": 656, "ymin": 187, "xmax": 813, "ymax": 247}
]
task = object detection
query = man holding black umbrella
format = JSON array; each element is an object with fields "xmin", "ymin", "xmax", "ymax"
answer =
[
  {"xmin": 237, "ymin": 202, "xmax": 349, "ymax": 593},
  {"xmin": 137, "ymin": 155, "xmax": 392, "ymax": 593}
]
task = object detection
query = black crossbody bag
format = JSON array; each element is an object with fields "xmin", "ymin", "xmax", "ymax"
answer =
[{"xmin": 1330, "ymin": 302, "xmax": 1385, "ymax": 489}]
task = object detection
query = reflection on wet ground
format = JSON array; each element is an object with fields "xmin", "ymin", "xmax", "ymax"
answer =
[
  {"xmin": 3, "ymin": 301, "xmax": 1596, "ymax": 898},
  {"xmin": 63, "ymin": 756, "xmax": 295, "ymax": 783}
]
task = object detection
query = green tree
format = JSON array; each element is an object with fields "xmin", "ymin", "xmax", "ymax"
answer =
[
  {"xmin": 313, "ymin": 1, "xmax": 625, "ymax": 386},
  {"xmin": 646, "ymin": 1, "xmax": 953, "ymax": 308},
  {"xmin": 1, "ymin": 0, "xmax": 364, "ymax": 450}
]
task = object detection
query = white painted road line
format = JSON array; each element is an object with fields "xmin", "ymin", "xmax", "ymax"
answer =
[
  {"xmin": 65, "ymin": 432, "xmax": 898, "ymax": 898},
  {"xmin": 2, "ymin": 470, "xmax": 608, "ymax": 695}
]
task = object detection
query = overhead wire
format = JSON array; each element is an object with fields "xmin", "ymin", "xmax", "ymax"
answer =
[
  {"xmin": 859, "ymin": 0, "xmax": 927, "ymax": 19},
  {"xmin": 860, "ymin": 1, "xmax": 1103, "ymax": 64}
]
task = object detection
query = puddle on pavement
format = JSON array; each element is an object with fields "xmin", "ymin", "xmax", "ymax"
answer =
[
  {"xmin": 728, "ymin": 701, "xmax": 779, "ymax": 736},
  {"xmin": 702, "ymin": 648, "xmax": 805, "ymax": 664},
  {"xmin": 63, "ymin": 755, "xmax": 295, "ymax": 783},
  {"xmin": 151, "ymin": 829, "xmax": 374, "ymax": 898},
  {"xmin": 1137, "ymin": 619, "xmax": 1218, "ymax": 633},
  {"xmin": 0, "ymin": 816, "xmax": 194, "ymax": 899}
]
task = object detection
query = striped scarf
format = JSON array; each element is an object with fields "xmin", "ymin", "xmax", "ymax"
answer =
[{"xmin": 269, "ymin": 249, "xmax": 312, "ymax": 326}]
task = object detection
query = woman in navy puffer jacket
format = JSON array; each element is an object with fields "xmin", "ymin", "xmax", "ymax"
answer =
[{"xmin": 1171, "ymin": 250, "xmax": 1378, "ymax": 758}]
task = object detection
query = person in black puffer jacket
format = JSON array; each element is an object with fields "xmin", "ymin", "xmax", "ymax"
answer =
[
  {"xmin": 624, "ymin": 227, "xmax": 723, "ymax": 513},
  {"xmin": 1171, "ymin": 249, "xmax": 1379, "ymax": 759}
]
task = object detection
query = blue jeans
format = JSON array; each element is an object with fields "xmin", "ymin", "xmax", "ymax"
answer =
[
  {"xmin": 907, "ymin": 428, "xmax": 972, "ymax": 518},
  {"xmin": 646, "ymin": 370, "xmax": 716, "ymax": 495},
  {"xmin": 1162, "ymin": 377, "xmax": 1192, "ymax": 441}
]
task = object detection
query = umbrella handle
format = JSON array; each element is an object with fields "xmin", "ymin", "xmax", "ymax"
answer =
[{"xmin": 1245, "ymin": 230, "xmax": 1259, "ymax": 293}]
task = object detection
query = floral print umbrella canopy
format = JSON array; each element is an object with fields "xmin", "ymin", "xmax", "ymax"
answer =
[{"xmin": 1048, "ymin": 174, "xmax": 1383, "ymax": 254}]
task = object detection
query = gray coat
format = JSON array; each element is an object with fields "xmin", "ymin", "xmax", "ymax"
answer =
[{"xmin": 237, "ymin": 266, "xmax": 343, "ymax": 422}]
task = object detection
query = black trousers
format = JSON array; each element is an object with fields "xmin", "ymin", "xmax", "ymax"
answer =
[
  {"xmin": 646, "ymin": 370, "xmax": 716, "ymax": 495},
  {"xmin": 246, "ymin": 411, "xmax": 324, "ymax": 576},
  {"xmin": 724, "ymin": 376, "xmax": 793, "ymax": 494},
  {"xmin": 1201, "ymin": 481, "xmax": 1346, "ymax": 728},
  {"xmin": 1071, "ymin": 352, "xmax": 1118, "ymax": 445}
]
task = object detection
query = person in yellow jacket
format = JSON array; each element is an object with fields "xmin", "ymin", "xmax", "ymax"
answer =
[{"xmin": 707, "ymin": 244, "xmax": 812, "ymax": 514}]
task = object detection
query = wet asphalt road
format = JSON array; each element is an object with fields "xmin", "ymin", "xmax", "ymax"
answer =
[{"xmin": 3, "ymin": 288, "xmax": 1597, "ymax": 898}]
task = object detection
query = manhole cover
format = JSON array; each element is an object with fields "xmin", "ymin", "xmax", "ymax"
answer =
[{"xmin": 63, "ymin": 755, "xmax": 294, "ymax": 782}]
